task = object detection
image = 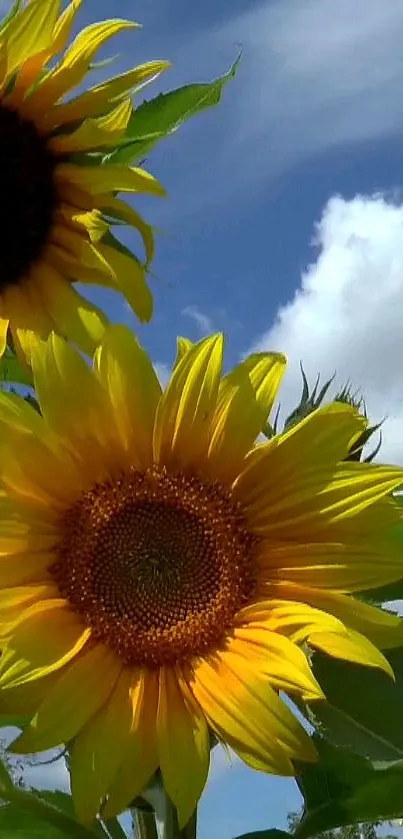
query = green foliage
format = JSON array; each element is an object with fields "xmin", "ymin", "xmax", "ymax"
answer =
[
  {"xmin": 306, "ymin": 649, "xmax": 403, "ymax": 760},
  {"xmin": 234, "ymin": 831, "xmax": 292, "ymax": 839},
  {"xmin": 294, "ymin": 739, "xmax": 403, "ymax": 838},
  {"xmin": 103, "ymin": 56, "xmax": 241, "ymax": 166}
]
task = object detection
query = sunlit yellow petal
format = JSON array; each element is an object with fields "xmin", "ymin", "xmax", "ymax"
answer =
[
  {"xmin": 48, "ymin": 99, "xmax": 132, "ymax": 153},
  {"xmin": 94, "ymin": 325, "xmax": 161, "ymax": 466},
  {"xmin": 207, "ymin": 352, "xmax": 287, "ymax": 483},
  {"xmin": 23, "ymin": 19, "xmax": 139, "ymax": 114},
  {"xmin": 4, "ymin": 0, "xmax": 60, "ymax": 79},
  {"xmin": 153, "ymin": 334, "xmax": 223, "ymax": 470},
  {"xmin": 0, "ymin": 601, "xmax": 90, "ymax": 689},
  {"xmin": 38, "ymin": 60, "xmax": 171, "ymax": 129},
  {"xmin": 102, "ymin": 672, "xmax": 159, "ymax": 819},
  {"xmin": 158, "ymin": 667, "xmax": 210, "ymax": 829},
  {"xmin": 189, "ymin": 652, "xmax": 317, "ymax": 772},
  {"xmin": 55, "ymin": 163, "xmax": 166, "ymax": 197},
  {"xmin": 11, "ymin": 645, "xmax": 121, "ymax": 752},
  {"xmin": 310, "ymin": 628, "xmax": 394, "ymax": 678}
]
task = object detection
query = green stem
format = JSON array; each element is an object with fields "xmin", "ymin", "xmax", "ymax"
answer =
[
  {"xmin": 103, "ymin": 817, "xmax": 128, "ymax": 839},
  {"xmin": 131, "ymin": 808, "xmax": 158, "ymax": 839},
  {"xmin": 160, "ymin": 797, "xmax": 197, "ymax": 839}
]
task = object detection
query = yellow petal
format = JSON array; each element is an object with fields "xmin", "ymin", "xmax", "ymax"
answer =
[
  {"xmin": 33, "ymin": 265, "xmax": 108, "ymax": 355},
  {"xmin": 4, "ymin": 0, "xmax": 60, "ymax": 80},
  {"xmin": 0, "ymin": 316, "xmax": 9, "ymax": 358},
  {"xmin": 94, "ymin": 325, "xmax": 161, "ymax": 467},
  {"xmin": 30, "ymin": 333, "xmax": 121, "ymax": 479},
  {"xmin": 310, "ymin": 628, "xmax": 394, "ymax": 679},
  {"xmin": 233, "ymin": 405, "xmax": 402, "ymax": 539},
  {"xmin": 258, "ymin": 539, "xmax": 403, "ymax": 593},
  {"xmin": 49, "ymin": 99, "xmax": 132, "ymax": 153},
  {"xmin": 71, "ymin": 668, "xmax": 136, "ymax": 822},
  {"xmin": 157, "ymin": 667, "xmax": 210, "ymax": 829},
  {"xmin": 0, "ymin": 584, "xmax": 57, "ymax": 617},
  {"xmin": 231, "ymin": 627, "xmax": 324, "ymax": 701},
  {"xmin": 0, "ymin": 430, "xmax": 84, "ymax": 508},
  {"xmin": 0, "ymin": 553, "xmax": 53, "ymax": 589},
  {"xmin": 174, "ymin": 337, "xmax": 194, "ymax": 368},
  {"xmin": 102, "ymin": 671, "xmax": 159, "ymax": 819},
  {"xmin": 98, "ymin": 196, "xmax": 154, "ymax": 266},
  {"xmin": 38, "ymin": 60, "xmax": 171, "ymax": 129},
  {"xmin": 271, "ymin": 582, "xmax": 403, "ymax": 652},
  {"xmin": 24, "ymin": 19, "xmax": 139, "ymax": 113},
  {"xmin": 51, "ymin": 0, "xmax": 83, "ymax": 55},
  {"xmin": 207, "ymin": 352, "xmax": 287, "ymax": 483},
  {"xmin": 0, "ymin": 671, "xmax": 60, "ymax": 721},
  {"xmin": 189, "ymin": 651, "xmax": 317, "ymax": 772},
  {"xmin": 11, "ymin": 644, "xmax": 121, "ymax": 752},
  {"xmin": 97, "ymin": 243, "xmax": 153, "ymax": 322},
  {"xmin": 235, "ymin": 599, "xmax": 347, "ymax": 645},
  {"xmin": 153, "ymin": 335, "xmax": 223, "ymax": 471},
  {"xmin": 55, "ymin": 163, "xmax": 166, "ymax": 197},
  {"xmin": 0, "ymin": 601, "xmax": 90, "ymax": 688}
]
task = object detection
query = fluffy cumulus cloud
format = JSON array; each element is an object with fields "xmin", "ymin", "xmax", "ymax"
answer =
[{"xmin": 250, "ymin": 194, "xmax": 403, "ymax": 464}]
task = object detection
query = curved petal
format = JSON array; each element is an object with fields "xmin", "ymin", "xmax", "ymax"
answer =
[
  {"xmin": 102, "ymin": 671, "xmax": 159, "ymax": 819},
  {"xmin": 39, "ymin": 60, "xmax": 170, "ymax": 129},
  {"xmin": 97, "ymin": 244, "xmax": 153, "ymax": 323},
  {"xmin": 4, "ymin": 0, "xmax": 60, "ymax": 79},
  {"xmin": 207, "ymin": 352, "xmax": 287, "ymax": 483},
  {"xmin": 71, "ymin": 668, "xmax": 136, "ymax": 821},
  {"xmin": 48, "ymin": 99, "xmax": 131, "ymax": 153},
  {"xmin": 30, "ymin": 333, "xmax": 122, "ymax": 479},
  {"xmin": 0, "ymin": 671, "xmax": 60, "ymax": 722},
  {"xmin": 98, "ymin": 196, "xmax": 154, "ymax": 266},
  {"xmin": 309, "ymin": 627, "xmax": 394, "ymax": 678},
  {"xmin": 189, "ymin": 651, "xmax": 317, "ymax": 774},
  {"xmin": 153, "ymin": 335, "xmax": 223, "ymax": 471},
  {"xmin": 24, "ymin": 20, "xmax": 138, "ymax": 113},
  {"xmin": 270, "ymin": 582, "xmax": 403, "ymax": 652},
  {"xmin": 0, "ymin": 601, "xmax": 90, "ymax": 688},
  {"xmin": 11, "ymin": 644, "xmax": 121, "ymax": 753},
  {"xmin": 0, "ymin": 431, "xmax": 84, "ymax": 508},
  {"xmin": 157, "ymin": 667, "xmax": 210, "ymax": 829},
  {"xmin": 0, "ymin": 553, "xmax": 54, "ymax": 589},
  {"xmin": 55, "ymin": 163, "xmax": 165, "ymax": 197},
  {"xmin": 258, "ymin": 539, "xmax": 403, "ymax": 593},
  {"xmin": 230, "ymin": 627, "xmax": 323, "ymax": 701},
  {"xmin": 233, "ymin": 405, "xmax": 402, "ymax": 539},
  {"xmin": 94, "ymin": 325, "xmax": 161, "ymax": 468},
  {"xmin": 33, "ymin": 265, "xmax": 107, "ymax": 356}
]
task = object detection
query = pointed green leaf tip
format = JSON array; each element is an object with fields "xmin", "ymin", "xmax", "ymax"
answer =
[{"xmin": 103, "ymin": 54, "xmax": 242, "ymax": 166}]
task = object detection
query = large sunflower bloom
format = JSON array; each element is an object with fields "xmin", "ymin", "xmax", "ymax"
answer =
[
  {"xmin": 0, "ymin": 328, "xmax": 403, "ymax": 826},
  {"xmin": 0, "ymin": 0, "xmax": 168, "ymax": 360}
]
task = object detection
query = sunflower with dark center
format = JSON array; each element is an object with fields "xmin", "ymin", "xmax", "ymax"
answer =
[
  {"xmin": 0, "ymin": 327, "xmax": 403, "ymax": 826},
  {"xmin": 0, "ymin": 0, "xmax": 168, "ymax": 360}
]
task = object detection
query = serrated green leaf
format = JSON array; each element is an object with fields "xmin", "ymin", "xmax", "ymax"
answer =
[
  {"xmin": 308, "ymin": 649, "xmax": 403, "ymax": 761},
  {"xmin": 234, "ymin": 832, "xmax": 292, "ymax": 839},
  {"xmin": 0, "ymin": 350, "xmax": 33, "ymax": 388},
  {"xmin": 103, "ymin": 55, "xmax": 241, "ymax": 166},
  {"xmin": 295, "ymin": 739, "xmax": 403, "ymax": 838}
]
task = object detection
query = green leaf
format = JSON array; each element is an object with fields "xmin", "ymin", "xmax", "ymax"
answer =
[
  {"xmin": 308, "ymin": 649, "xmax": 403, "ymax": 761},
  {"xmin": 0, "ymin": 349, "xmax": 33, "ymax": 388},
  {"xmin": 295, "ymin": 739, "xmax": 403, "ymax": 838},
  {"xmin": 234, "ymin": 831, "xmax": 292, "ymax": 839},
  {"xmin": 0, "ymin": 752, "xmax": 14, "ymax": 794},
  {"xmin": 0, "ymin": 804, "xmax": 64, "ymax": 838},
  {"xmin": 0, "ymin": 786, "xmax": 105, "ymax": 839},
  {"xmin": 103, "ymin": 55, "xmax": 241, "ymax": 166}
]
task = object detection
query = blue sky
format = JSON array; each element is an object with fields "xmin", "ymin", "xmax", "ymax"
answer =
[{"xmin": 5, "ymin": 0, "xmax": 403, "ymax": 836}]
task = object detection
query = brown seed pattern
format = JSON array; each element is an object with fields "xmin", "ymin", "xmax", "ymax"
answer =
[{"xmin": 51, "ymin": 466, "xmax": 257, "ymax": 666}]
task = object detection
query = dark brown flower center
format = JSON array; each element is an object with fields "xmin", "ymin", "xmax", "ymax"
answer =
[
  {"xmin": 51, "ymin": 466, "xmax": 257, "ymax": 666},
  {"xmin": 0, "ymin": 104, "xmax": 58, "ymax": 288}
]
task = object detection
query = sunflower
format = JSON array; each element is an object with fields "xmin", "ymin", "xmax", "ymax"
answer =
[
  {"xmin": 0, "ymin": 0, "xmax": 168, "ymax": 360},
  {"xmin": 0, "ymin": 327, "xmax": 402, "ymax": 827}
]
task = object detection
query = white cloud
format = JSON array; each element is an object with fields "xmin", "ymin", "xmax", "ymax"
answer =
[
  {"xmin": 182, "ymin": 305, "xmax": 214, "ymax": 335},
  {"xmin": 249, "ymin": 193, "xmax": 403, "ymax": 464}
]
